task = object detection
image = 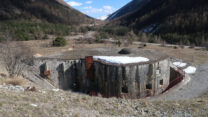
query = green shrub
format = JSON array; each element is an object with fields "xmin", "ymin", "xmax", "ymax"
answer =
[
  {"xmin": 116, "ymin": 40, "xmax": 122, "ymax": 47},
  {"xmin": 148, "ymin": 38, "xmax": 155, "ymax": 43},
  {"xmin": 15, "ymin": 31, "xmax": 33, "ymax": 41},
  {"xmin": 99, "ymin": 26, "xmax": 129, "ymax": 36},
  {"xmin": 115, "ymin": 27, "xmax": 129, "ymax": 36},
  {"xmin": 52, "ymin": 37, "xmax": 67, "ymax": 47},
  {"xmin": 100, "ymin": 32, "xmax": 108, "ymax": 39},
  {"xmin": 95, "ymin": 36, "xmax": 101, "ymax": 43},
  {"xmin": 95, "ymin": 35, "xmax": 104, "ymax": 43},
  {"xmin": 86, "ymin": 26, "xmax": 95, "ymax": 31}
]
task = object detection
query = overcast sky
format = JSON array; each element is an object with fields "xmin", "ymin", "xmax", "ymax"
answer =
[{"xmin": 64, "ymin": 0, "xmax": 131, "ymax": 20}]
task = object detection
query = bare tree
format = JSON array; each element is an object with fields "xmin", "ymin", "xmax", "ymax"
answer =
[{"xmin": 0, "ymin": 31, "xmax": 34, "ymax": 78}]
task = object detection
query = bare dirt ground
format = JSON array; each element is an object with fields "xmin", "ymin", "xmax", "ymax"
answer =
[
  {"xmin": 19, "ymin": 36, "xmax": 208, "ymax": 65},
  {"xmin": 145, "ymin": 45, "xmax": 208, "ymax": 65}
]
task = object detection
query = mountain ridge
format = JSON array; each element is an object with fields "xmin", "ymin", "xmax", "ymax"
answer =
[
  {"xmin": 0, "ymin": 0, "xmax": 93, "ymax": 25},
  {"xmin": 107, "ymin": 0, "xmax": 151, "ymax": 20},
  {"xmin": 107, "ymin": 0, "xmax": 208, "ymax": 45}
]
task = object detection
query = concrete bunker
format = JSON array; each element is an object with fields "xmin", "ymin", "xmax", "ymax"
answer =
[
  {"xmin": 28, "ymin": 48, "xmax": 185, "ymax": 99},
  {"xmin": 92, "ymin": 56, "xmax": 170, "ymax": 98}
]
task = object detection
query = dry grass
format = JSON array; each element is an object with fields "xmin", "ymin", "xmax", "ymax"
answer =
[
  {"xmin": 18, "ymin": 38, "xmax": 208, "ymax": 65},
  {"xmin": 5, "ymin": 78, "xmax": 24, "ymax": 86},
  {"xmin": 144, "ymin": 44, "xmax": 208, "ymax": 65}
]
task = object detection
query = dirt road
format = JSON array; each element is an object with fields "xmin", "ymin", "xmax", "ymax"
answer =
[{"xmin": 151, "ymin": 62, "xmax": 208, "ymax": 101}]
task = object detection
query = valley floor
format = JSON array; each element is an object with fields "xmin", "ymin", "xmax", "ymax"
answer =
[{"xmin": 0, "ymin": 33, "xmax": 208, "ymax": 116}]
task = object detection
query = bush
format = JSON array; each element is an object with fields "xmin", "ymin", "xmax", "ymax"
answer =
[
  {"xmin": 86, "ymin": 26, "xmax": 95, "ymax": 31},
  {"xmin": 99, "ymin": 26, "xmax": 129, "ymax": 36},
  {"xmin": 148, "ymin": 38, "xmax": 155, "ymax": 43},
  {"xmin": 100, "ymin": 32, "xmax": 108, "ymax": 39},
  {"xmin": 114, "ymin": 27, "xmax": 129, "ymax": 36},
  {"xmin": 95, "ymin": 36, "xmax": 104, "ymax": 43},
  {"xmin": 52, "ymin": 37, "xmax": 67, "ymax": 47},
  {"xmin": 15, "ymin": 31, "xmax": 33, "ymax": 41},
  {"xmin": 116, "ymin": 40, "xmax": 122, "ymax": 47}
]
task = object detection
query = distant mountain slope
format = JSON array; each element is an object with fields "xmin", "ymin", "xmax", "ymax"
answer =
[
  {"xmin": 107, "ymin": 0, "xmax": 151, "ymax": 20},
  {"xmin": 0, "ymin": 0, "xmax": 93, "ymax": 25},
  {"xmin": 108, "ymin": 0, "xmax": 208, "ymax": 45}
]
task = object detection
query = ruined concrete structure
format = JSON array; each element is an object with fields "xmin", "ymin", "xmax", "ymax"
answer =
[
  {"xmin": 25, "ymin": 48, "xmax": 180, "ymax": 98},
  {"xmin": 93, "ymin": 58, "xmax": 170, "ymax": 98}
]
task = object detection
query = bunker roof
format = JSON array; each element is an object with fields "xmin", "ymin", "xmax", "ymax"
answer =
[{"xmin": 44, "ymin": 48, "xmax": 169, "ymax": 64}]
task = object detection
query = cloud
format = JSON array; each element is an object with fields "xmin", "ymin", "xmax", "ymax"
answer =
[
  {"xmin": 98, "ymin": 16, "xmax": 107, "ymax": 20},
  {"xmin": 82, "ymin": 5, "xmax": 114, "ymax": 14},
  {"xmin": 85, "ymin": 1, "xmax": 93, "ymax": 4},
  {"xmin": 103, "ymin": 5, "xmax": 114, "ymax": 14},
  {"xmin": 103, "ymin": 6, "xmax": 112, "ymax": 10},
  {"xmin": 81, "ymin": 5, "xmax": 116, "ymax": 19},
  {"xmin": 67, "ymin": 1, "xmax": 82, "ymax": 7},
  {"xmin": 83, "ymin": 6, "xmax": 103, "ymax": 14}
]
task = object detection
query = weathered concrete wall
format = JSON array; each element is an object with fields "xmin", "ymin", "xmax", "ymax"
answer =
[
  {"xmin": 23, "ymin": 58, "xmax": 86, "ymax": 90},
  {"xmin": 93, "ymin": 58, "xmax": 170, "ymax": 98}
]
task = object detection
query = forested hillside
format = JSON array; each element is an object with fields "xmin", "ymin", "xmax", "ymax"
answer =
[
  {"xmin": 0, "ymin": 0, "xmax": 94, "ymax": 41},
  {"xmin": 108, "ymin": 0, "xmax": 208, "ymax": 46},
  {"xmin": 0, "ymin": 0, "xmax": 93, "ymax": 25},
  {"xmin": 107, "ymin": 0, "xmax": 151, "ymax": 20}
]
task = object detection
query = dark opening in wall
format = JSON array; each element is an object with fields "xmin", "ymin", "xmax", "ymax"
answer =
[
  {"xmin": 122, "ymin": 85, "xmax": 128, "ymax": 93},
  {"xmin": 146, "ymin": 83, "xmax": 152, "ymax": 90},
  {"xmin": 160, "ymin": 79, "xmax": 163, "ymax": 85}
]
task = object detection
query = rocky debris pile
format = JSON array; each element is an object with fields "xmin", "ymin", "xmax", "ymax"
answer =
[
  {"xmin": 0, "ymin": 85, "xmax": 24, "ymax": 92},
  {"xmin": 25, "ymin": 86, "xmax": 37, "ymax": 92}
]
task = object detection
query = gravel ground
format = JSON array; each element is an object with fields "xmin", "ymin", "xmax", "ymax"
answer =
[
  {"xmin": 0, "ymin": 87, "xmax": 208, "ymax": 117},
  {"xmin": 151, "ymin": 62, "xmax": 208, "ymax": 101}
]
